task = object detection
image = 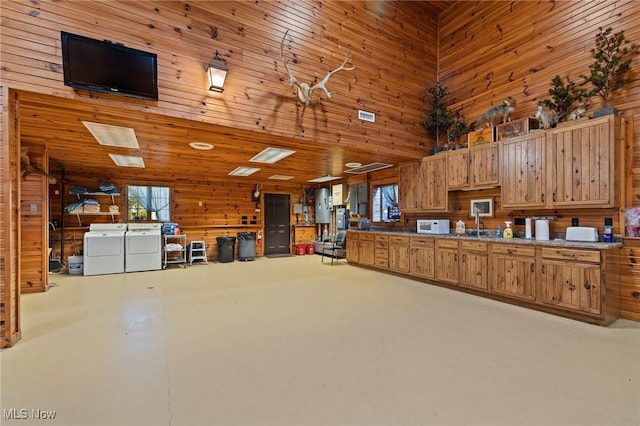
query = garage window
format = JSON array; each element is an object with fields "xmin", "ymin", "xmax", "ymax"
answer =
[{"xmin": 127, "ymin": 185, "xmax": 170, "ymax": 221}]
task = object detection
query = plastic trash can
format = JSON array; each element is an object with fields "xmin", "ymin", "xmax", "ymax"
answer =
[
  {"xmin": 237, "ymin": 232, "xmax": 256, "ymax": 261},
  {"xmin": 216, "ymin": 236, "xmax": 236, "ymax": 263},
  {"xmin": 68, "ymin": 255, "xmax": 83, "ymax": 275}
]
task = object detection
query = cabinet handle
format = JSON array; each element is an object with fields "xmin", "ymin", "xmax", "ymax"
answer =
[
  {"xmin": 541, "ymin": 265, "xmax": 545, "ymax": 273},
  {"xmin": 584, "ymin": 282, "xmax": 591, "ymax": 290},
  {"xmin": 454, "ymin": 254, "xmax": 458, "ymax": 261},
  {"xmin": 553, "ymin": 192, "xmax": 557, "ymax": 202},
  {"xmin": 561, "ymin": 252, "xmax": 576, "ymax": 258},
  {"xmin": 507, "ymin": 249, "xmax": 514, "ymax": 255},
  {"xmin": 631, "ymin": 291, "xmax": 640, "ymax": 298},
  {"xmin": 530, "ymin": 264, "xmax": 534, "ymax": 273},
  {"xmin": 568, "ymin": 284, "xmax": 576, "ymax": 291},
  {"xmin": 541, "ymin": 193, "xmax": 544, "ymax": 203}
]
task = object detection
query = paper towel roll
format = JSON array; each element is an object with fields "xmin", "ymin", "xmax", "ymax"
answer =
[
  {"xmin": 535, "ymin": 219, "xmax": 550, "ymax": 241},
  {"xmin": 525, "ymin": 218, "xmax": 532, "ymax": 239}
]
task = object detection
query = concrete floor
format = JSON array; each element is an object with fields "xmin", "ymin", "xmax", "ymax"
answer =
[{"xmin": 1, "ymin": 255, "xmax": 639, "ymax": 426}]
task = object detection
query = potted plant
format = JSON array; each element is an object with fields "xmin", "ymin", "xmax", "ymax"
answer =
[
  {"xmin": 540, "ymin": 75, "xmax": 588, "ymax": 122},
  {"xmin": 421, "ymin": 81, "xmax": 453, "ymax": 153},
  {"xmin": 447, "ymin": 108, "xmax": 469, "ymax": 149},
  {"xmin": 580, "ymin": 26, "xmax": 637, "ymax": 115}
]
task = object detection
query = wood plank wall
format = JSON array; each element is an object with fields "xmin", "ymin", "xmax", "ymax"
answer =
[
  {"xmin": 0, "ymin": 87, "xmax": 22, "ymax": 348},
  {"xmin": 51, "ymin": 171, "xmax": 312, "ymax": 262},
  {"xmin": 0, "ymin": 0, "xmax": 440, "ymax": 159},
  {"xmin": 19, "ymin": 145, "xmax": 48, "ymax": 293}
]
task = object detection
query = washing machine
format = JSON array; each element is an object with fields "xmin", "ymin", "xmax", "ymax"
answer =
[
  {"xmin": 83, "ymin": 223, "xmax": 127, "ymax": 276},
  {"xmin": 125, "ymin": 223, "xmax": 162, "ymax": 272}
]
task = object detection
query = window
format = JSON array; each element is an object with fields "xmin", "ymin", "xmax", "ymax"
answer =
[
  {"xmin": 372, "ymin": 183, "xmax": 400, "ymax": 222},
  {"xmin": 127, "ymin": 185, "xmax": 170, "ymax": 221}
]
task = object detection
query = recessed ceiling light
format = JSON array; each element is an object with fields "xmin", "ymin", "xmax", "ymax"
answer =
[
  {"xmin": 189, "ymin": 142, "xmax": 214, "ymax": 150},
  {"xmin": 345, "ymin": 162, "xmax": 362, "ymax": 168},
  {"xmin": 108, "ymin": 154, "xmax": 145, "ymax": 168},
  {"xmin": 228, "ymin": 166, "xmax": 260, "ymax": 176},
  {"xmin": 308, "ymin": 175, "xmax": 341, "ymax": 183},
  {"xmin": 269, "ymin": 175, "xmax": 295, "ymax": 180},
  {"xmin": 82, "ymin": 121, "xmax": 139, "ymax": 149},
  {"xmin": 250, "ymin": 147, "xmax": 296, "ymax": 164}
]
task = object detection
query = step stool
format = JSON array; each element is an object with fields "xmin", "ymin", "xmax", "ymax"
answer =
[{"xmin": 188, "ymin": 241, "xmax": 208, "ymax": 265}]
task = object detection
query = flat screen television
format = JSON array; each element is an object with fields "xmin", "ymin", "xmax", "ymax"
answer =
[{"xmin": 61, "ymin": 31, "xmax": 158, "ymax": 101}]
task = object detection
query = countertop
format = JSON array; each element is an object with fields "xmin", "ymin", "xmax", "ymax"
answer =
[{"xmin": 348, "ymin": 229, "xmax": 623, "ymax": 250}]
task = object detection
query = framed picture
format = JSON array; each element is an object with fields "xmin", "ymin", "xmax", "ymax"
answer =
[{"xmin": 470, "ymin": 198, "xmax": 493, "ymax": 218}]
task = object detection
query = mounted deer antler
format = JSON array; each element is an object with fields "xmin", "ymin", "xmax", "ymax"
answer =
[{"xmin": 280, "ymin": 29, "xmax": 355, "ymax": 105}]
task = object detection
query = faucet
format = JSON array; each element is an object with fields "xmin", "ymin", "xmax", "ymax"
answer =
[{"xmin": 474, "ymin": 208, "xmax": 480, "ymax": 237}]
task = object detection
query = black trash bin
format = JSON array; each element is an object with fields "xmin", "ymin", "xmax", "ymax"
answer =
[
  {"xmin": 216, "ymin": 236, "xmax": 236, "ymax": 263},
  {"xmin": 237, "ymin": 232, "xmax": 256, "ymax": 261}
]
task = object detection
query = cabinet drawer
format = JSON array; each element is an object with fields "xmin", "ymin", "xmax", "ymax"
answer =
[
  {"xmin": 347, "ymin": 231, "xmax": 359, "ymax": 241},
  {"xmin": 492, "ymin": 244, "xmax": 536, "ymax": 257},
  {"xmin": 375, "ymin": 248, "xmax": 389, "ymax": 260},
  {"xmin": 389, "ymin": 235, "xmax": 410, "ymax": 245},
  {"xmin": 541, "ymin": 248, "xmax": 600, "ymax": 263},
  {"xmin": 410, "ymin": 237, "xmax": 435, "ymax": 248},
  {"xmin": 375, "ymin": 257, "xmax": 389, "ymax": 268},
  {"xmin": 460, "ymin": 241, "xmax": 488, "ymax": 252},
  {"xmin": 376, "ymin": 240, "xmax": 389, "ymax": 249},
  {"xmin": 359, "ymin": 233, "xmax": 375, "ymax": 241},
  {"xmin": 437, "ymin": 239, "xmax": 459, "ymax": 249},
  {"xmin": 375, "ymin": 234, "xmax": 389, "ymax": 243}
]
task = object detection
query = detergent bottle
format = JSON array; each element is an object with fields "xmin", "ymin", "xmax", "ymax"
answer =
[
  {"xmin": 503, "ymin": 221, "xmax": 513, "ymax": 239},
  {"xmin": 455, "ymin": 220, "xmax": 466, "ymax": 236}
]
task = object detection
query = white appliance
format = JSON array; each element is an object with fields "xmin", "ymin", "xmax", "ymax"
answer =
[
  {"xmin": 566, "ymin": 226, "xmax": 599, "ymax": 242},
  {"xmin": 125, "ymin": 223, "xmax": 162, "ymax": 272},
  {"xmin": 83, "ymin": 223, "xmax": 127, "ymax": 276},
  {"xmin": 417, "ymin": 219, "xmax": 450, "ymax": 234},
  {"xmin": 535, "ymin": 219, "xmax": 550, "ymax": 241}
]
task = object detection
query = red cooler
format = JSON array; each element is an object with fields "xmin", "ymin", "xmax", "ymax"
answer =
[
  {"xmin": 295, "ymin": 244, "xmax": 306, "ymax": 255},
  {"xmin": 306, "ymin": 243, "xmax": 314, "ymax": 255}
]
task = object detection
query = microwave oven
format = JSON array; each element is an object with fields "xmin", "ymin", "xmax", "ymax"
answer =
[{"xmin": 416, "ymin": 219, "xmax": 450, "ymax": 234}]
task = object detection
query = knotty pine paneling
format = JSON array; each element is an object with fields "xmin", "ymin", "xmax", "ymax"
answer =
[
  {"xmin": 19, "ymin": 144, "xmax": 48, "ymax": 293},
  {"xmin": 439, "ymin": 1, "xmax": 640, "ymax": 124},
  {"xmin": 1, "ymin": 87, "xmax": 22, "ymax": 348},
  {"xmin": 53, "ymin": 170, "xmax": 311, "ymax": 261},
  {"xmin": 619, "ymin": 239, "xmax": 640, "ymax": 322},
  {"xmin": 0, "ymin": 0, "xmax": 439, "ymax": 157}
]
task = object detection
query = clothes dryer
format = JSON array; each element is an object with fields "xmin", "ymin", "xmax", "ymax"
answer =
[
  {"xmin": 83, "ymin": 223, "xmax": 126, "ymax": 276},
  {"xmin": 125, "ymin": 223, "xmax": 162, "ymax": 272}
]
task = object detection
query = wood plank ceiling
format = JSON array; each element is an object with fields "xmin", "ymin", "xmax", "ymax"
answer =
[{"xmin": 15, "ymin": 1, "xmax": 453, "ymax": 185}]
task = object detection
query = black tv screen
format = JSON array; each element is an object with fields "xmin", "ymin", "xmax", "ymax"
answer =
[{"xmin": 61, "ymin": 31, "xmax": 158, "ymax": 101}]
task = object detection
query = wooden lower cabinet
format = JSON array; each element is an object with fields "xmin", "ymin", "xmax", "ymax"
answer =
[
  {"xmin": 357, "ymin": 233, "xmax": 376, "ymax": 266},
  {"xmin": 389, "ymin": 235, "xmax": 410, "ymax": 274},
  {"xmin": 346, "ymin": 231, "xmax": 620, "ymax": 325},
  {"xmin": 490, "ymin": 244, "xmax": 537, "ymax": 301},
  {"xmin": 409, "ymin": 237, "xmax": 435, "ymax": 279},
  {"xmin": 374, "ymin": 234, "xmax": 389, "ymax": 268},
  {"xmin": 540, "ymin": 248, "xmax": 602, "ymax": 315},
  {"xmin": 435, "ymin": 239, "xmax": 459, "ymax": 284},
  {"xmin": 459, "ymin": 241, "xmax": 488, "ymax": 291}
]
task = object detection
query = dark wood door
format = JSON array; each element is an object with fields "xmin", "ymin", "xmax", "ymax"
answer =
[{"xmin": 264, "ymin": 194, "xmax": 290, "ymax": 255}]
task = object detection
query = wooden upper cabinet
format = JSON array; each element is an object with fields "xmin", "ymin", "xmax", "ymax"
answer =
[
  {"xmin": 447, "ymin": 144, "xmax": 499, "ymax": 191},
  {"xmin": 419, "ymin": 155, "xmax": 448, "ymax": 211},
  {"xmin": 447, "ymin": 149, "xmax": 469, "ymax": 189},
  {"xmin": 398, "ymin": 161, "xmax": 419, "ymax": 213},
  {"xmin": 547, "ymin": 116, "xmax": 620, "ymax": 208},
  {"xmin": 471, "ymin": 143, "xmax": 500, "ymax": 188},
  {"xmin": 501, "ymin": 134, "xmax": 547, "ymax": 209}
]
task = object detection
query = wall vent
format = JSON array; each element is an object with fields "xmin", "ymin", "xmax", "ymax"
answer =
[{"xmin": 358, "ymin": 110, "xmax": 375, "ymax": 122}]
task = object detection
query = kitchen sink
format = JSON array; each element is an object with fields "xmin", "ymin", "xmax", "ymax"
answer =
[{"xmin": 466, "ymin": 230, "xmax": 493, "ymax": 238}]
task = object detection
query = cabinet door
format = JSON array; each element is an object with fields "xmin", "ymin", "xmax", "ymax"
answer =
[
  {"xmin": 540, "ymin": 261, "xmax": 601, "ymax": 314},
  {"xmin": 447, "ymin": 149, "xmax": 469, "ymax": 190},
  {"xmin": 358, "ymin": 240, "xmax": 376, "ymax": 266},
  {"xmin": 346, "ymin": 238, "xmax": 359, "ymax": 263},
  {"xmin": 471, "ymin": 143, "xmax": 499, "ymax": 187},
  {"xmin": 460, "ymin": 251, "xmax": 488, "ymax": 291},
  {"xmin": 435, "ymin": 247, "xmax": 458, "ymax": 284},
  {"xmin": 548, "ymin": 116, "xmax": 618, "ymax": 208},
  {"xmin": 490, "ymin": 254, "xmax": 537, "ymax": 301},
  {"xmin": 410, "ymin": 246, "xmax": 435, "ymax": 279},
  {"xmin": 389, "ymin": 244, "xmax": 410, "ymax": 274},
  {"xmin": 419, "ymin": 155, "xmax": 448, "ymax": 212},
  {"xmin": 501, "ymin": 135, "xmax": 547, "ymax": 208},
  {"xmin": 398, "ymin": 162, "xmax": 419, "ymax": 213}
]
